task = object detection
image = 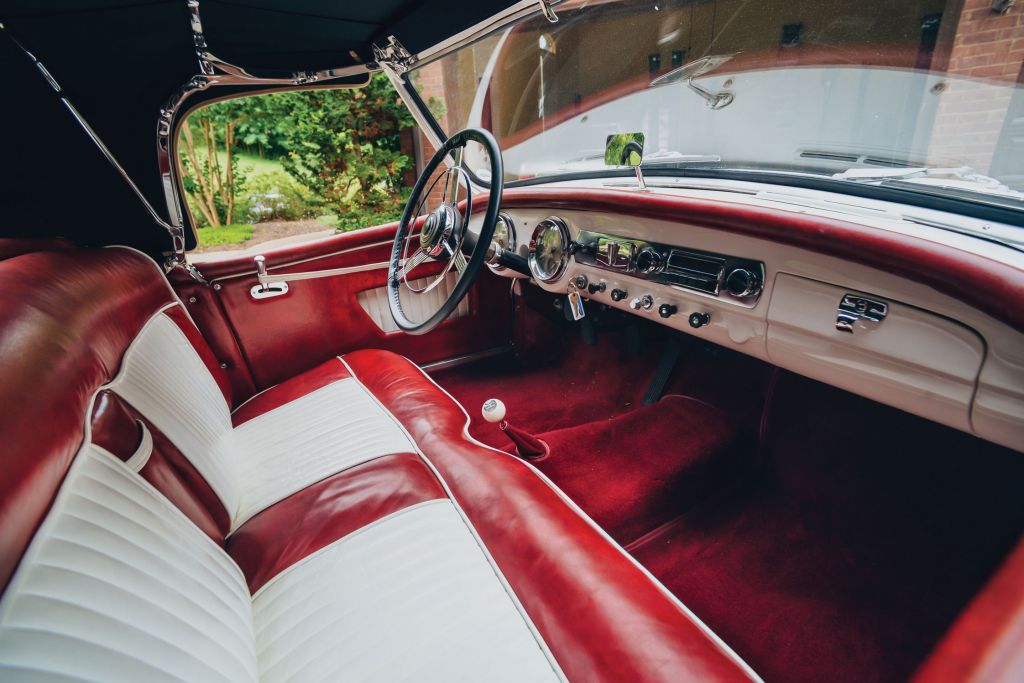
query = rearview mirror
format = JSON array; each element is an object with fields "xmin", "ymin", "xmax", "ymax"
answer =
[{"xmin": 605, "ymin": 133, "xmax": 645, "ymax": 167}]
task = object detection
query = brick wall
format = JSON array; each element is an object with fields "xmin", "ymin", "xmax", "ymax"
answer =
[
  {"xmin": 411, "ymin": 62, "xmax": 459, "ymax": 211},
  {"xmin": 927, "ymin": 0, "xmax": 1024, "ymax": 173}
]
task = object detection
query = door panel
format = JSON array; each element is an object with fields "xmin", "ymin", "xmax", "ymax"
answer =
[{"xmin": 177, "ymin": 224, "xmax": 513, "ymax": 399}]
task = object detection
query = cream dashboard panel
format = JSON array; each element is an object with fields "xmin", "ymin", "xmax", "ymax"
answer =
[{"xmin": 483, "ymin": 208, "xmax": 1024, "ymax": 453}]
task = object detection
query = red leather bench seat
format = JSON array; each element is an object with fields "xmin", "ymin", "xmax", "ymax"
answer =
[{"xmin": 0, "ymin": 244, "xmax": 759, "ymax": 681}]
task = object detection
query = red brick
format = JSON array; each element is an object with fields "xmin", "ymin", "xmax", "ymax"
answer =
[
  {"xmin": 959, "ymin": 28, "xmax": 1004, "ymax": 46},
  {"xmin": 968, "ymin": 64, "xmax": 1016, "ymax": 78}
]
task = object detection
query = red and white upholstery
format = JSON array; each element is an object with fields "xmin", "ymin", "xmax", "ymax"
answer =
[{"xmin": 0, "ymin": 245, "xmax": 760, "ymax": 681}]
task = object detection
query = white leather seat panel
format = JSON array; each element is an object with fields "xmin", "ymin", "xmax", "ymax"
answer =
[
  {"xmin": 231, "ymin": 378, "xmax": 416, "ymax": 527},
  {"xmin": 0, "ymin": 447, "xmax": 258, "ymax": 683},
  {"xmin": 253, "ymin": 500, "xmax": 562, "ymax": 683},
  {"xmin": 108, "ymin": 311, "xmax": 238, "ymax": 515}
]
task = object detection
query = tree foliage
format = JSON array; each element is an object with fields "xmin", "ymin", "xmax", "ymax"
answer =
[
  {"xmin": 177, "ymin": 74, "xmax": 416, "ymax": 229},
  {"xmin": 178, "ymin": 101, "xmax": 248, "ymax": 227},
  {"xmin": 274, "ymin": 75, "xmax": 415, "ymax": 213}
]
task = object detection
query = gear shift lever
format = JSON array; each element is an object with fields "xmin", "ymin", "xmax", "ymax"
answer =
[{"xmin": 482, "ymin": 399, "xmax": 549, "ymax": 460}]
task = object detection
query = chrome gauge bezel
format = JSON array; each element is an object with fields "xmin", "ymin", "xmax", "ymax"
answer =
[
  {"xmin": 488, "ymin": 212, "xmax": 517, "ymax": 272},
  {"xmin": 528, "ymin": 217, "xmax": 571, "ymax": 283}
]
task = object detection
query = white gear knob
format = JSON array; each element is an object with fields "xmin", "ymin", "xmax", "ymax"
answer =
[{"xmin": 481, "ymin": 398, "xmax": 506, "ymax": 423}]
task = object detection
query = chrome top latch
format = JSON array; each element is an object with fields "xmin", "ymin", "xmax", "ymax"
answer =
[
  {"xmin": 836, "ymin": 293, "xmax": 887, "ymax": 333},
  {"xmin": 372, "ymin": 36, "xmax": 416, "ymax": 73},
  {"xmin": 539, "ymin": 0, "xmax": 559, "ymax": 23}
]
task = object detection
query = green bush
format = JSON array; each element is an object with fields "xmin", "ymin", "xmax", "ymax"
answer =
[
  {"xmin": 333, "ymin": 187, "xmax": 411, "ymax": 233},
  {"xmin": 245, "ymin": 170, "xmax": 322, "ymax": 222},
  {"xmin": 196, "ymin": 224, "xmax": 254, "ymax": 247}
]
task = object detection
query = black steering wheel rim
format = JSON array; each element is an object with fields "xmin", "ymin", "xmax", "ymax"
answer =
[{"xmin": 387, "ymin": 127, "xmax": 503, "ymax": 335}]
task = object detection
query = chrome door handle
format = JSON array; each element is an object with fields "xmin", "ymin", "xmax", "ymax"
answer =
[{"xmin": 836, "ymin": 293, "xmax": 887, "ymax": 332}]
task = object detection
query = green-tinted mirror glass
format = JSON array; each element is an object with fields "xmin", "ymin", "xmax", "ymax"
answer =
[{"xmin": 605, "ymin": 133, "xmax": 645, "ymax": 167}]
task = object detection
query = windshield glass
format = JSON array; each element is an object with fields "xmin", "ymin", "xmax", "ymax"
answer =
[{"xmin": 412, "ymin": 0, "xmax": 1024, "ymax": 208}]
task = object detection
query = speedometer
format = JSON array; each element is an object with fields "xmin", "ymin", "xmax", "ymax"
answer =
[{"xmin": 528, "ymin": 217, "xmax": 570, "ymax": 282}]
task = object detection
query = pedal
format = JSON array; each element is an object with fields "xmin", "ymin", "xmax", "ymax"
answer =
[{"xmin": 642, "ymin": 338, "xmax": 682, "ymax": 405}]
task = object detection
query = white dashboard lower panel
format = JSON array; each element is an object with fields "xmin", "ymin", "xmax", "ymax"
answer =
[{"xmin": 766, "ymin": 274, "xmax": 985, "ymax": 432}]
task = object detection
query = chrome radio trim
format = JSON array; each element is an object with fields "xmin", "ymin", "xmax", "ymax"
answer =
[{"xmin": 573, "ymin": 230, "xmax": 765, "ymax": 302}]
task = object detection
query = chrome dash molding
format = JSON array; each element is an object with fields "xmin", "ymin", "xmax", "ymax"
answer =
[{"xmin": 420, "ymin": 346, "xmax": 514, "ymax": 372}]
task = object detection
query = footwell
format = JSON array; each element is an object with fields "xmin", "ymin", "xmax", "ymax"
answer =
[{"xmin": 433, "ymin": 339, "xmax": 1024, "ymax": 683}]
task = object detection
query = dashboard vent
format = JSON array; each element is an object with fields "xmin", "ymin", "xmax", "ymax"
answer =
[{"xmin": 663, "ymin": 249, "xmax": 725, "ymax": 294}]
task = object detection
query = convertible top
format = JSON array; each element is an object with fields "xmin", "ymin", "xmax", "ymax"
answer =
[{"xmin": 0, "ymin": 0, "xmax": 517, "ymax": 251}]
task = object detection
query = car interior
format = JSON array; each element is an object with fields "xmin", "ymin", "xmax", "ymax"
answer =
[{"xmin": 2, "ymin": 1, "xmax": 1023, "ymax": 682}]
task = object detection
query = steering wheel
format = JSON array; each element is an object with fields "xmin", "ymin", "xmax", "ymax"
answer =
[{"xmin": 387, "ymin": 128, "xmax": 503, "ymax": 335}]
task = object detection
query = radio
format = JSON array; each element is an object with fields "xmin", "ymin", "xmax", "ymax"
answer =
[{"xmin": 574, "ymin": 230, "xmax": 764, "ymax": 302}]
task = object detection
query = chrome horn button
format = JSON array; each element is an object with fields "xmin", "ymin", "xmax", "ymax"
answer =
[{"xmin": 420, "ymin": 204, "xmax": 460, "ymax": 257}]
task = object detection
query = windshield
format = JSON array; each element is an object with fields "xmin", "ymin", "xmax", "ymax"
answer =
[{"xmin": 411, "ymin": 0, "xmax": 1024, "ymax": 210}]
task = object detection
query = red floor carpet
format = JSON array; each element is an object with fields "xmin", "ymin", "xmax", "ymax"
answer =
[{"xmin": 434, "ymin": 342, "xmax": 1024, "ymax": 683}]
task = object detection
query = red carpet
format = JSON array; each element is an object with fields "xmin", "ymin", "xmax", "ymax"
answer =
[
  {"xmin": 630, "ymin": 374, "xmax": 1024, "ymax": 683},
  {"xmin": 434, "ymin": 333, "xmax": 1024, "ymax": 683},
  {"xmin": 529, "ymin": 395, "xmax": 746, "ymax": 544},
  {"xmin": 434, "ymin": 329, "xmax": 663, "ymax": 446}
]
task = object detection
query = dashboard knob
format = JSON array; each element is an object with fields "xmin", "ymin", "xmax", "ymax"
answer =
[
  {"xmin": 658, "ymin": 303, "xmax": 677, "ymax": 319},
  {"xmin": 635, "ymin": 247, "xmax": 662, "ymax": 275},
  {"xmin": 725, "ymin": 268, "xmax": 762, "ymax": 298},
  {"xmin": 688, "ymin": 312, "xmax": 711, "ymax": 329},
  {"xmin": 611, "ymin": 288, "xmax": 628, "ymax": 302},
  {"xmin": 629, "ymin": 294, "xmax": 654, "ymax": 311},
  {"xmin": 587, "ymin": 281, "xmax": 606, "ymax": 295}
]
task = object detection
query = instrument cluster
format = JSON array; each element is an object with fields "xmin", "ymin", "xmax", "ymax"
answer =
[{"xmin": 520, "ymin": 214, "xmax": 765, "ymax": 311}]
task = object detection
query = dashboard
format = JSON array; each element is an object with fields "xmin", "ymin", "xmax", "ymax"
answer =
[{"xmin": 469, "ymin": 186, "xmax": 1024, "ymax": 455}]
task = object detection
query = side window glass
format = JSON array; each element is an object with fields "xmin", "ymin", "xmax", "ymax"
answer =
[{"xmin": 177, "ymin": 75, "xmax": 423, "ymax": 254}]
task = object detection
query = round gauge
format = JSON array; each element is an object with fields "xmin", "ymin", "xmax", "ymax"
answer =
[
  {"xmin": 528, "ymin": 217, "xmax": 570, "ymax": 282},
  {"xmin": 489, "ymin": 213, "xmax": 517, "ymax": 270}
]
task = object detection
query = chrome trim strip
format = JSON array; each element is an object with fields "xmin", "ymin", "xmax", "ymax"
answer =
[
  {"xmin": 420, "ymin": 346, "xmax": 514, "ymax": 372},
  {"xmin": 258, "ymin": 261, "xmax": 390, "ymax": 286},
  {"xmin": 202, "ymin": 238, "xmax": 411, "ymax": 282},
  {"xmin": 413, "ymin": 1, "xmax": 558, "ymax": 67}
]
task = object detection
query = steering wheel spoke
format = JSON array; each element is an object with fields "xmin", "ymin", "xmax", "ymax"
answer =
[
  {"xmin": 453, "ymin": 249, "xmax": 468, "ymax": 275},
  {"xmin": 395, "ymin": 247, "xmax": 429, "ymax": 282},
  {"xmin": 446, "ymin": 147, "xmax": 463, "ymax": 207}
]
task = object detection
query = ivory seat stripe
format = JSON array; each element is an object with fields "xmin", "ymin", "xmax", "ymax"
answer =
[
  {"xmin": 0, "ymin": 447, "xmax": 258, "ymax": 683},
  {"xmin": 109, "ymin": 310, "xmax": 416, "ymax": 528}
]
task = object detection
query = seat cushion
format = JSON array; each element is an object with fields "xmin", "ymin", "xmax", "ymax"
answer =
[
  {"xmin": 227, "ymin": 452, "xmax": 446, "ymax": 593},
  {"xmin": 0, "ymin": 244, "xmax": 759, "ymax": 682},
  {"xmin": 342, "ymin": 350, "xmax": 760, "ymax": 682},
  {"xmin": 0, "ymin": 445, "xmax": 259, "ymax": 682},
  {"xmin": 252, "ymin": 500, "xmax": 561, "ymax": 682}
]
